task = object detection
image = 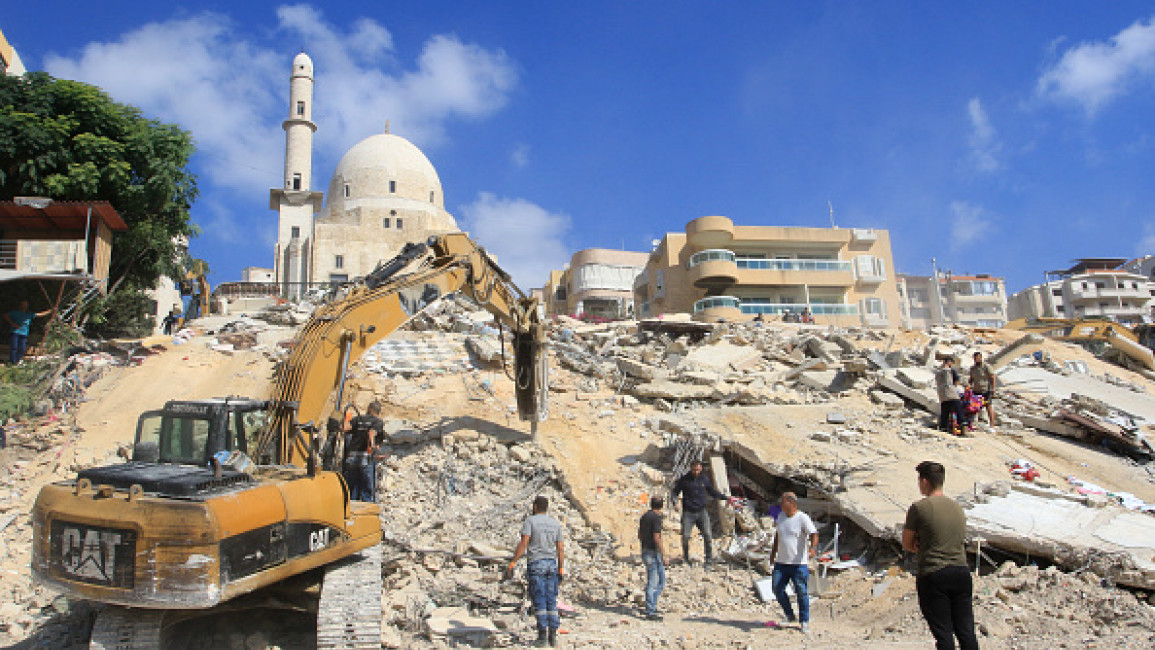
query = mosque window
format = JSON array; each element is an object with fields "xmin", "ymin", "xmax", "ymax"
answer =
[
  {"xmin": 335, "ymin": 255, "xmax": 344, "ymax": 269},
  {"xmin": 296, "ymin": 101, "xmax": 305, "ymax": 116},
  {"xmin": 292, "ymin": 173, "xmax": 301, "ymax": 190},
  {"xmin": 430, "ymin": 191, "xmax": 435, "ymax": 203},
  {"xmin": 291, "ymin": 227, "xmax": 300, "ymax": 238},
  {"xmin": 396, "ymin": 219, "xmax": 404, "ymax": 230},
  {"xmin": 382, "ymin": 218, "xmax": 390, "ymax": 229},
  {"xmin": 344, "ymin": 183, "xmax": 350, "ymax": 198},
  {"xmin": 389, "ymin": 180, "xmax": 396, "ymax": 193}
]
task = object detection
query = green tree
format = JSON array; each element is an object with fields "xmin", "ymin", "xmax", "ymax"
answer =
[{"xmin": 0, "ymin": 71, "xmax": 198, "ymax": 313}]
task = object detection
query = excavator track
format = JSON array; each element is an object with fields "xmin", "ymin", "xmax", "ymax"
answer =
[
  {"xmin": 316, "ymin": 543, "xmax": 382, "ymax": 649},
  {"xmin": 89, "ymin": 606, "xmax": 164, "ymax": 650}
]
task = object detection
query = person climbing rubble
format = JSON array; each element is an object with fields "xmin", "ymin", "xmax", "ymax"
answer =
[
  {"xmin": 768, "ymin": 492, "xmax": 818, "ymax": 634},
  {"xmin": 670, "ymin": 460, "xmax": 736, "ymax": 565},
  {"xmin": 968, "ymin": 351, "xmax": 997, "ymax": 428},
  {"xmin": 507, "ymin": 495, "xmax": 566, "ymax": 647},
  {"xmin": 935, "ymin": 356, "xmax": 964, "ymax": 434}
]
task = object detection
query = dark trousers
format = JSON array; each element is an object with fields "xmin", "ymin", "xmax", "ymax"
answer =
[
  {"xmin": 939, "ymin": 399, "xmax": 963, "ymax": 432},
  {"xmin": 343, "ymin": 461, "xmax": 375, "ymax": 502},
  {"xmin": 680, "ymin": 508, "xmax": 713, "ymax": 559},
  {"xmin": 916, "ymin": 565, "xmax": 979, "ymax": 650},
  {"xmin": 10, "ymin": 332, "xmax": 28, "ymax": 364}
]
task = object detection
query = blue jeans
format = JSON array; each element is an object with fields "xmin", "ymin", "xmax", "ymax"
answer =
[
  {"xmin": 641, "ymin": 549, "xmax": 666, "ymax": 615},
  {"xmin": 343, "ymin": 461, "xmax": 375, "ymax": 501},
  {"xmin": 527, "ymin": 558, "xmax": 560, "ymax": 632},
  {"xmin": 10, "ymin": 333, "xmax": 27, "ymax": 364},
  {"xmin": 772, "ymin": 563, "xmax": 810, "ymax": 623}
]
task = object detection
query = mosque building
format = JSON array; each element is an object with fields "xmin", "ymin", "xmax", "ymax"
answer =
[{"xmin": 267, "ymin": 52, "xmax": 458, "ymax": 297}]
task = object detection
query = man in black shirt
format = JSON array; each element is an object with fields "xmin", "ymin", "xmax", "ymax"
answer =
[
  {"xmin": 638, "ymin": 497, "xmax": 666, "ymax": 619},
  {"xmin": 670, "ymin": 460, "xmax": 730, "ymax": 564},
  {"xmin": 344, "ymin": 401, "xmax": 384, "ymax": 501}
]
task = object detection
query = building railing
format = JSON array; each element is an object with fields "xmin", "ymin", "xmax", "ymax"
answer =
[
  {"xmin": 692, "ymin": 297, "xmax": 858, "ymax": 316},
  {"xmin": 688, "ymin": 249, "xmax": 735, "ymax": 267},
  {"xmin": 736, "ymin": 258, "xmax": 852, "ymax": 272}
]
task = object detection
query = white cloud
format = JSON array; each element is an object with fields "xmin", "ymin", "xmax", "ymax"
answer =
[
  {"xmin": 45, "ymin": 13, "xmax": 285, "ymax": 193},
  {"xmin": 948, "ymin": 201, "xmax": 995, "ymax": 249},
  {"xmin": 966, "ymin": 98, "xmax": 1001, "ymax": 172},
  {"xmin": 1036, "ymin": 15, "xmax": 1155, "ymax": 115},
  {"xmin": 510, "ymin": 143, "xmax": 530, "ymax": 168},
  {"xmin": 458, "ymin": 192, "xmax": 571, "ymax": 290}
]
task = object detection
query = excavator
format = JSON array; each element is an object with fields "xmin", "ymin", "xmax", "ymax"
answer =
[
  {"xmin": 30, "ymin": 233, "xmax": 549, "ymax": 648},
  {"xmin": 1004, "ymin": 316, "xmax": 1155, "ymax": 374}
]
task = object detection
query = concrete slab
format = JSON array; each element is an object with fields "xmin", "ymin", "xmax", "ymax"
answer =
[
  {"xmin": 966, "ymin": 484, "xmax": 1155, "ymax": 589},
  {"xmin": 682, "ymin": 341, "xmax": 763, "ymax": 373},
  {"xmin": 896, "ymin": 367, "xmax": 934, "ymax": 389},
  {"xmin": 1001, "ymin": 367, "xmax": 1155, "ymax": 422}
]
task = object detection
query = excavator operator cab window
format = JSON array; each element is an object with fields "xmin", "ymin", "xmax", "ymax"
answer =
[
  {"xmin": 135, "ymin": 412, "xmax": 211, "ymax": 466},
  {"xmin": 228, "ymin": 409, "xmax": 268, "ymax": 455}
]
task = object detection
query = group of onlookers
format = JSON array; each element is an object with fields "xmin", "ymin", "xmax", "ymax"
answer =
[{"xmin": 936, "ymin": 351, "xmax": 998, "ymax": 434}]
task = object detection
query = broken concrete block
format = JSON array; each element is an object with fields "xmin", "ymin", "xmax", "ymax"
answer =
[
  {"xmin": 826, "ymin": 412, "xmax": 847, "ymax": 424},
  {"xmin": 617, "ymin": 357, "xmax": 659, "ymax": 381},
  {"xmin": 465, "ymin": 336, "xmax": 502, "ymax": 363},
  {"xmin": 896, "ymin": 367, "xmax": 934, "ymax": 389},
  {"xmin": 795, "ymin": 370, "xmax": 839, "ymax": 392},
  {"xmin": 682, "ymin": 341, "xmax": 762, "ymax": 373}
]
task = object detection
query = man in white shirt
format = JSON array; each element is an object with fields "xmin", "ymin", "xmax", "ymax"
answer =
[{"xmin": 769, "ymin": 492, "xmax": 819, "ymax": 633}]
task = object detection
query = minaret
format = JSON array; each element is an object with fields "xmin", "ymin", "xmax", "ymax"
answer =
[{"xmin": 270, "ymin": 51, "xmax": 324, "ymax": 298}]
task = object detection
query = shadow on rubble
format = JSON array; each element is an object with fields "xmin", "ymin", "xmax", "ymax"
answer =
[
  {"xmin": 2, "ymin": 600, "xmax": 98, "ymax": 650},
  {"xmin": 427, "ymin": 414, "xmax": 534, "ymax": 444}
]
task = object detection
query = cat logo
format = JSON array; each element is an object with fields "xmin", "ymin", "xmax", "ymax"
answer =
[{"xmin": 60, "ymin": 527, "xmax": 122, "ymax": 583}]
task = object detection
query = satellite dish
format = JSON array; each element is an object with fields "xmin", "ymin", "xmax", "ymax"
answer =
[{"xmin": 651, "ymin": 239, "xmax": 660, "ymax": 247}]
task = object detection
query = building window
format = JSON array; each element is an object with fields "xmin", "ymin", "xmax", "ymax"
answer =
[
  {"xmin": 383, "ymin": 218, "xmax": 391, "ymax": 228},
  {"xmin": 292, "ymin": 173, "xmax": 301, "ymax": 190},
  {"xmin": 1051, "ymin": 288, "xmax": 1062, "ymax": 296},
  {"xmin": 430, "ymin": 191, "xmax": 435, "ymax": 202},
  {"xmin": 335, "ymin": 255, "xmax": 344, "ymax": 269},
  {"xmin": 396, "ymin": 218, "xmax": 403, "ymax": 229},
  {"xmin": 389, "ymin": 180, "xmax": 396, "ymax": 193},
  {"xmin": 296, "ymin": 101, "xmax": 305, "ymax": 116},
  {"xmin": 291, "ymin": 226, "xmax": 300, "ymax": 238},
  {"xmin": 344, "ymin": 183, "xmax": 350, "ymax": 198}
]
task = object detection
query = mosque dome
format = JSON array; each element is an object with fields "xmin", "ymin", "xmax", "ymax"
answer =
[{"xmin": 326, "ymin": 133, "xmax": 445, "ymax": 212}]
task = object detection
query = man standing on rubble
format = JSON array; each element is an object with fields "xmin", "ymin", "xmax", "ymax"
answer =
[
  {"xmin": 638, "ymin": 496, "xmax": 667, "ymax": 620},
  {"xmin": 935, "ymin": 357, "xmax": 963, "ymax": 434},
  {"xmin": 671, "ymin": 460, "xmax": 732, "ymax": 565},
  {"xmin": 968, "ymin": 351, "xmax": 997, "ymax": 427},
  {"xmin": 903, "ymin": 461, "xmax": 979, "ymax": 650},
  {"xmin": 343, "ymin": 401, "xmax": 383, "ymax": 501},
  {"xmin": 507, "ymin": 495, "xmax": 565, "ymax": 647},
  {"xmin": 769, "ymin": 492, "xmax": 818, "ymax": 634}
]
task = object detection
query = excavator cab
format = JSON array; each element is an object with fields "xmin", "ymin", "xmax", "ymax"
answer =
[{"xmin": 131, "ymin": 399, "xmax": 269, "ymax": 466}]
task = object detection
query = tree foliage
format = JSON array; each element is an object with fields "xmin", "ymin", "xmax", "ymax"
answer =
[{"xmin": 0, "ymin": 72, "xmax": 198, "ymax": 290}]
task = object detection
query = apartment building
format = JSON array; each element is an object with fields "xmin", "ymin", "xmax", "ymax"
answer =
[
  {"xmin": 543, "ymin": 249, "xmax": 649, "ymax": 319},
  {"xmin": 633, "ymin": 216, "xmax": 902, "ymax": 327},
  {"xmin": 898, "ymin": 273, "xmax": 1008, "ymax": 330},
  {"xmin": 1008, "ymin": 258, "xmax": 1155, "ymax": 324}
]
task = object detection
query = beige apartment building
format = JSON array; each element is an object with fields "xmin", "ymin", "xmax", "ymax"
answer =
[
  {"xmin": 1008, "ymin": 258, "xmax": 1155, "ymax": 324},
  {"xmin": 898, "ymin": 273, "xmax": 1008, "ymax": 330},
  {"xmin": 543, "ymin": 249, "xmax": 649, "ymax": 318},
  {"xmin": 633, "ymin": 216, "xmax": 902, "ymax": 327}
]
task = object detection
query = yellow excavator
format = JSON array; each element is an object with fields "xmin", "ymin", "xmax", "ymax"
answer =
[
  {"xmin": 1004, "ymin": 317, "xmax": 1155, "ymax": 373},
  {"xmin": 30, "ymin": 233, "xmax": 549, "ymax": 648}
]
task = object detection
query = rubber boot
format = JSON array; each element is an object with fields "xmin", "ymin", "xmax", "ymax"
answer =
[
  {"xmin": 548, "ymin": 628, "xmax": 558, "ymax": 647},
  {"xmin": 535, "ymin": 628, "xmax": 549, "ymax": 647}
]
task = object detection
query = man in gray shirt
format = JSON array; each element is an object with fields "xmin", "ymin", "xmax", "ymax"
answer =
[{"xmin": 507, "ymin": 496, "xmax": 565, "ymax": 647}]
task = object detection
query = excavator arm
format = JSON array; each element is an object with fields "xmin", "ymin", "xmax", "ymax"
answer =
[{"xmin": 257, "ymin": 233, "xmax": 548, "ymax": 467}]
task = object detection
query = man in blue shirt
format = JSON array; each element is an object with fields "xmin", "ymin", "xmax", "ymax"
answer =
[{"xmin": 5, "ymin": 301, "xmax": 53, "ymax": 364}]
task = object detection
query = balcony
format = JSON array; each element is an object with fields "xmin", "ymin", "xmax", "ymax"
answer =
[
  {"xmin": 692, "ymin": 296, "xmax": 743, "ymax": 322},
  {"xmin": 733, "ymin": 258, "xmax": 855, "ymax": 287},
  {"xmin": 738, "ymin": 302, "xmax": 858, "ymax": 316},
  {"xmin": 687, "ymin": 249, "xmax": 739, "ymax": 287}
]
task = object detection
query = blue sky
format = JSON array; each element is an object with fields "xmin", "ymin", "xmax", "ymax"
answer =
[{"xmin": 5, "ymin": 2, "xmax": 1155, "ymax": 294}]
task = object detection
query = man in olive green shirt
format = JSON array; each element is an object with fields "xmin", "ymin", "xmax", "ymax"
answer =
[{"xmin": 902, "ymin": 461, "xmax": 978, "ymax": 650}]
